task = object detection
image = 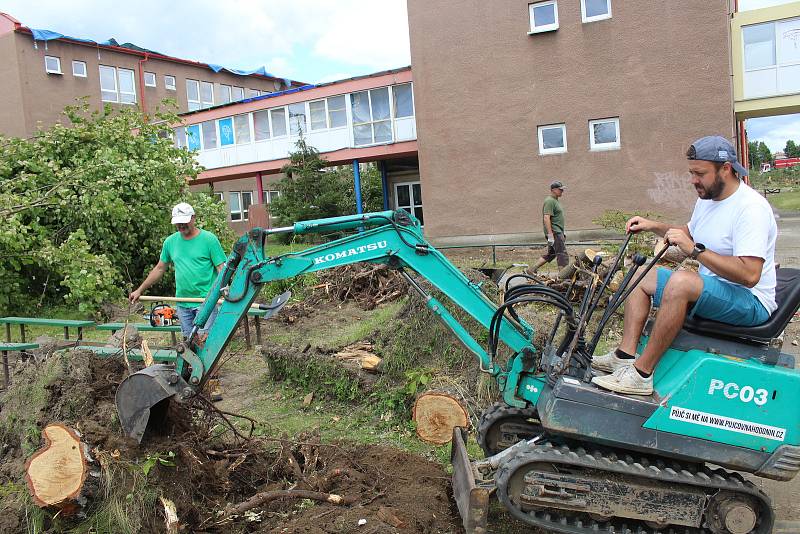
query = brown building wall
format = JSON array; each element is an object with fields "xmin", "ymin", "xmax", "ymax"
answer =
[
  {"xmin": 0, "ymin": 32, "xmax": 26, "ymax": 137},
  {"xmin": 407, "ymin": 0, "xmax": 735, "ymax": 243},
  {"xmin": 1, "ymin": 30, "xmax": 291, "ymax": 138}
]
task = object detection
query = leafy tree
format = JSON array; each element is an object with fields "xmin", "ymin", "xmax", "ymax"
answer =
[
  {"xmin": 785, "ymin": 139, "xmax": 800, "ymax": 159},
  {"xmin": 0, "ymin": 101, "xmax": 233, "ymax": 315},
  {"xmin": 748, "ymin": 140, "xmax": 772, "ymax": 170},
  {"xmin": 269, "ymin": 139, "xmax": 385, "ymax": 239}
]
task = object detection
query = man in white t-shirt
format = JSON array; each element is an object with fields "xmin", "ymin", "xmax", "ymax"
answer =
[{"xmin": 590, "ymin": 135, "xmax": 777, "ymax": 395}]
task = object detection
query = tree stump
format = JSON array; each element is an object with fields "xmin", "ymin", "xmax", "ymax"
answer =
[
  {"xmin": 25, "ymin": 424, "xmax": 97, "ymax": 515},
  {"xmin": 412, "ymin": 391, "xmax": 469, "ymax": 445}
]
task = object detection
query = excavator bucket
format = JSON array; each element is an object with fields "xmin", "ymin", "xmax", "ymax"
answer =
[
  {"xmin": 115, "ymin": 364, "xmax": 188, "ymax": 443},
  {"xmin": 451, "ymin": 427, "xmax": 489, "ymax": 534}
]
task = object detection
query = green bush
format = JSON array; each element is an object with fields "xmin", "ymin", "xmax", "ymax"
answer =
[
  {"xmin": 593, "ymin": 209, "xmax": 661, "ymax": 257},
  {"xmin": 0, "ymin": 100, "xmax": 233, "ymax": 315}
]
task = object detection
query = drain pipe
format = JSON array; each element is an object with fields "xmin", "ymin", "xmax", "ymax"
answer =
[{"xmin": 137, "ymin": 52, "xmax": 150, "ymax": 116}]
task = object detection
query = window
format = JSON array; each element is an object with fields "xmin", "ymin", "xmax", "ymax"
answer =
[
  {"xmin": 165, "ymin": 75, "xmax": 176, "ymax": 90},
  {"xmin": 234, "ymin": 114, "xmax": 251, "ymax": 144},
  {"xmin": 588, "ymin": 117, "xmax": 620, "ymax": 151},
  {"xmin": 395, "ymin": 182, "xmax": 423, "ymax": 225},
  {"xmin": 219, "ymin": 84, "xmax": 232, "ymax": 104},
  {"xmin": 743, "ymin": 17, "xmax": 800, "ymax": 98},
  {"xmin": 327, "ymin": 95, "xmax": 347, "ymax": 128},
  {"xmin": 271, "ymin": 108, "xmax": 288, "ymax": 137},
  {"xmin": 529, "ymin": 1, "xmax": 559, "ymax": 34},
  {"xmin": 187, "ymin": 79, "xmax": 201, "ymax": 110},
  {"xmin": 213, "ymin": 192, "xmax": 223, "ymax": 203},
  {"xmin": 218, "ymin": 117, "xmax": 234, "ymax": 146},
  {"xmin": 72, "ymin": 60, "xmax": 87, "ymax": 78},
  {"xmin": 538, "ymin": 123, "xmax": 567, "ymax": 155},
  {"xmin": 44, "ymin": 55, "xmax": 62, "ymax": 74},
  {"xmin": 351, "ymin": 88, "xmax": 392, "ymax": 146},
  {"xmin": 144, "ymin": 71, "xmax": 156, "ymax": 87},
  {"xmin": 581, "ymin": 0, "xmax": 611, "ymax": 23},
  {"xmin": 173, "ymin": 127, "xmax": 187, "ymax": 149},
  {"xmin": 247, "ymin": 88, "xmax": 261, "ymax": 98},
  {"xmin": 254, "ymin": 110, "xmax": 270, "ymax": 141},
  {"xmin": 309, "ymin": 100, "xmax": 328, "ymax": 130},
  {"xmin": 288, "ymin": 103, "xmax": 307, "ymax": 135},
  {"xmin": 200, "ymin": 81, "xmax": 214, "ymax": 108},
  {"xmin": 266, "ymin": 190, "xmax": 280, "ymax": 204},
  {"xmin": 229, "ymin": 191, "xmax": 253, "ymax": 221},
  {"xmin": 186, "ymin": 124, "xmax": 201, "ymax": 151},
  {"xmin": 393, "ymin": 84, "xmax": 414, "ymax": 118},
  {"xmin": 201, "ymin": 120, "xmax": 218, "ymax": 150},
  {"xmin": 232, "ymin": 86, "xmax": 244, "ymax": 101},
  {"xmin": 99, "ymin": 66, "xmax": 136, "ymax": 103}
]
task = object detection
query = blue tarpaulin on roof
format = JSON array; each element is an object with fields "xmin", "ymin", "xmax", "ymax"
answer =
[{"xmin": 29, "ymin": 29, "xmax": 292, "ymax": 82}]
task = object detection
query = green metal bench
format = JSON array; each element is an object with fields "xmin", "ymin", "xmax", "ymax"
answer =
[
  {"xmin": 0, "ymin": 342, "xmax": 39, "ymax": 388},
  {"xmin": 96, "ymin": 323, "xmax": 182, "ymax": 345},
  {"xmin": 73, "ymin": 345, "xmax": 178, "ymax": 362},
  {"xmin": 0, "ymin": 317, "xmax": 95, "ymax": 343}
]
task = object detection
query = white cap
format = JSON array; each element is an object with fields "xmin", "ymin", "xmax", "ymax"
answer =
[{"xmin": 171, "ymin": 202, "xmax": 195, "ymax": 224}]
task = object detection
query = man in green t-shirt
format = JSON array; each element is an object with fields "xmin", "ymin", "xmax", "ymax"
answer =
[
  {"xmin": 129, "ymin": 202, "xmax": 227, "ymax": 341},
  {"xmin": 527, "ymin": 181, "xmax": 568, "ymax": 274}
]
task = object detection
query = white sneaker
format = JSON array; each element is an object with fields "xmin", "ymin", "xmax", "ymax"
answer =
[
  {"xmin": 591, "ymin": 364, "xmax": 653, "ymax": 396},
  {"xmin": 591, "ymin": 350, "xmax": 638, "ymax": 373}
]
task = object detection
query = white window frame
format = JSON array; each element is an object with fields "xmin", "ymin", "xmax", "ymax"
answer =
[
  {"xmin": 392, "ymin": 83, "xmax": 415, "ymax": 118},
  {"xmin": 580, "ymin": 0, "xmax": 611, "ymax": 23},
  {"xmin": 528, "ymin": 1, "xmax": 559, "ymax": 34},
  {"xmin": 165, "ymin": 75, "xmax": 176, "ymax": 91},
  {"xmin": 200, "ymin": 81, "xmax": 214, "ymax": 108},
  {"xmin": 229, "ymin": 191, "xmax": 254, "ymax": 222},
  {"xmin": 742, "ymin": 17, "xmax": 800, "ymax": 99},
  {"xmin": 144, "ymin": 71, "xmax": 156, "ymax": 87},
  {"xmin": 538, "ymin": 123, "xmax": 567, "ymax": 155},
  {"xmin": 219, "ymin": 84, "xmax": 232, "ymax": 105},
  {"xmin": 232, "ymin": 86, "xmax": 244, "ymax": 101},
  {"xmin": 309, "ymin": 99, "xmax": 329, "ymax": 131},
  {"xmin": 327, "ymin": 95, "xmax": 348, "ymax": 128},
  {"xmin": 213, "ymin": 192, "xmax": 223, "ymax": 203},
  {"xmin": 588, "ymin": 117, "xmax": 621, "ymax": 151},
  {"xmin": 394, "ymin": 181, "xmax": 423, "ymax": 225},
  {"xmin": 44, "ymin": 55, "xmax": 62, "ymax": 74},
  {"xmin": 71, "ymin": 60, "xmax": 87, "ymax": 78},
  {"xmin": 186, "ymin": 79, "xmax": 201, "ymax": 110},
  {"xmin": 351, "ymin": 88, "xmax": 394, "ymax": 147},
  {"xmin": 270, "ymin": 107, "xmax": 289, "ymax": 138},
  {"xmin": 99, "ymin": 65, "xmax": 136, "ymax": 104}
]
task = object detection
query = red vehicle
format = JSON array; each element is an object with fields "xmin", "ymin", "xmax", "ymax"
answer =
[{"xmin": 774, "ymin": 156, "xmax": 800, "ymax": 169}]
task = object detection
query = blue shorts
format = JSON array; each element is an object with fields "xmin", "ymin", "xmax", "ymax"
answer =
[
  {"xmin": 653, "ymin": 268, "xmax": 770, "ymax": 326},
  {"xmin": 176, "ymin": 305, "xmax": 220, "ymax": 339}
]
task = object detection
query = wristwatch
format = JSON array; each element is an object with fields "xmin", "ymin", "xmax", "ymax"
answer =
[{"xmin": 690, "ymin": 243, "xmax": 706, "ymax": 260}]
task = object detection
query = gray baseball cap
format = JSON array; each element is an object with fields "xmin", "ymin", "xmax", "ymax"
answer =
[
  {"xmin": 688, "ymin": 136, "xmax": 748, "ymax": 177},
  {"xmin": 550, "ymin": 181, "xmax": 566, "ymax": 190}
]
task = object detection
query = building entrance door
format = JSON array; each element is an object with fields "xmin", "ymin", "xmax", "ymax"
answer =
[{"xmin": 395, "ymin": 181, "xmax": 423, "ymax": 225}]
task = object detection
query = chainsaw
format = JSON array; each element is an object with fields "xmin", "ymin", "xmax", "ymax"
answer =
[{"xmin": 144, "ymin": 303, "xmax": 177, "ymax": 327}]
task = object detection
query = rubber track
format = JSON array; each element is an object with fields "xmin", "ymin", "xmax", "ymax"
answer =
[
  {"xmin": 476, "ymin": 402, "xmax": 540, "ymax": 456},
  {"xmin": 495, "ymin": 441, "xmax": 774, "ymax": 534}
]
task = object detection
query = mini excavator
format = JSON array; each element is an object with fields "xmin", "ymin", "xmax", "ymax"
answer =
[{"xmin": 115, "ymin": 210, "xmax": 800, "ymax": 534}]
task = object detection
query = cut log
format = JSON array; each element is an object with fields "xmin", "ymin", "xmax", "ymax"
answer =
[
  {"xmin": 160, "ymin": 496, "xmax": 179, "ymax": 534},
  {"xmin": 25, "ymin": 424, "xmax": 96, "ymax": 515},
  {"xmin": 334, "ymin": 342, "xmax": 383, "ymax": 373},
  {"xmin": 412, "ymin": 391, "xmax": 469, "ymax": 445}
]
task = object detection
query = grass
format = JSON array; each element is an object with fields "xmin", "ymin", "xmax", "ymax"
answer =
[{"xmin": 768, "ymin": 190, "xmax": 800, "ymax": 212}]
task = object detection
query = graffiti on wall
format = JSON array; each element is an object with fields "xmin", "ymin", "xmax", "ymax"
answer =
[{"xmin": 647, "ymin": 171, "xmax": 695, "ymax": 209}]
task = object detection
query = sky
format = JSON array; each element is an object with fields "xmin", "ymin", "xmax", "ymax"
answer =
[{"xmin": 0, "ymin": 0, "xmax": 411, "ymax": 84}]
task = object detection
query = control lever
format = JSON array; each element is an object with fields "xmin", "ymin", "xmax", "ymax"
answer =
[
  {"xmin": 587, "ymin": 253, "xmax": 647, "ymax": 355},
  {"xmin": 583, "ymin": 233, "xmax": 634, "ymax": 327},
  {"xmin": 556, "ymin": 255, "xmax": 604, "ymax": 375}
]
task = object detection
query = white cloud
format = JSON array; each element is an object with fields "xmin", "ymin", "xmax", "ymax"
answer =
[
  {"xmin": 747, "ymin": 113, "xmax": 800, "ymax": 153},
  {"xmin": 0, "ymin": 0, "xmax": 410, "ymax": 81}
]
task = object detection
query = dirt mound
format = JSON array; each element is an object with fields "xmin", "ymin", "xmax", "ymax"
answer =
[{"xmin": 0, "ymin": 350, "xmax": 458, "ymax": 533}]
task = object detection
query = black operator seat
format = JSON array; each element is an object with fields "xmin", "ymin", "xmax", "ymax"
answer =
[{"xmin": 682, "ymin": 268, "xmax": 800, "ymax": 344}]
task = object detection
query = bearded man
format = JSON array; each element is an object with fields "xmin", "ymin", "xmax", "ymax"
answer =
[{"xmin": 590, "ymin": 136, "xmax": 777, "ymax": 396}]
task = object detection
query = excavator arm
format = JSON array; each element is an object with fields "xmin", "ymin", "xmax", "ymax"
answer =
[{"xmin": 116, "ymin": 210, "xmax": 546, "ymax": 442}]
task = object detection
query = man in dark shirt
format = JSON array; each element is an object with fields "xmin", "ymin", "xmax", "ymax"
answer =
[{"xmin": 527, "ymin": 181, "xmax": 568, "ymax": 274}]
